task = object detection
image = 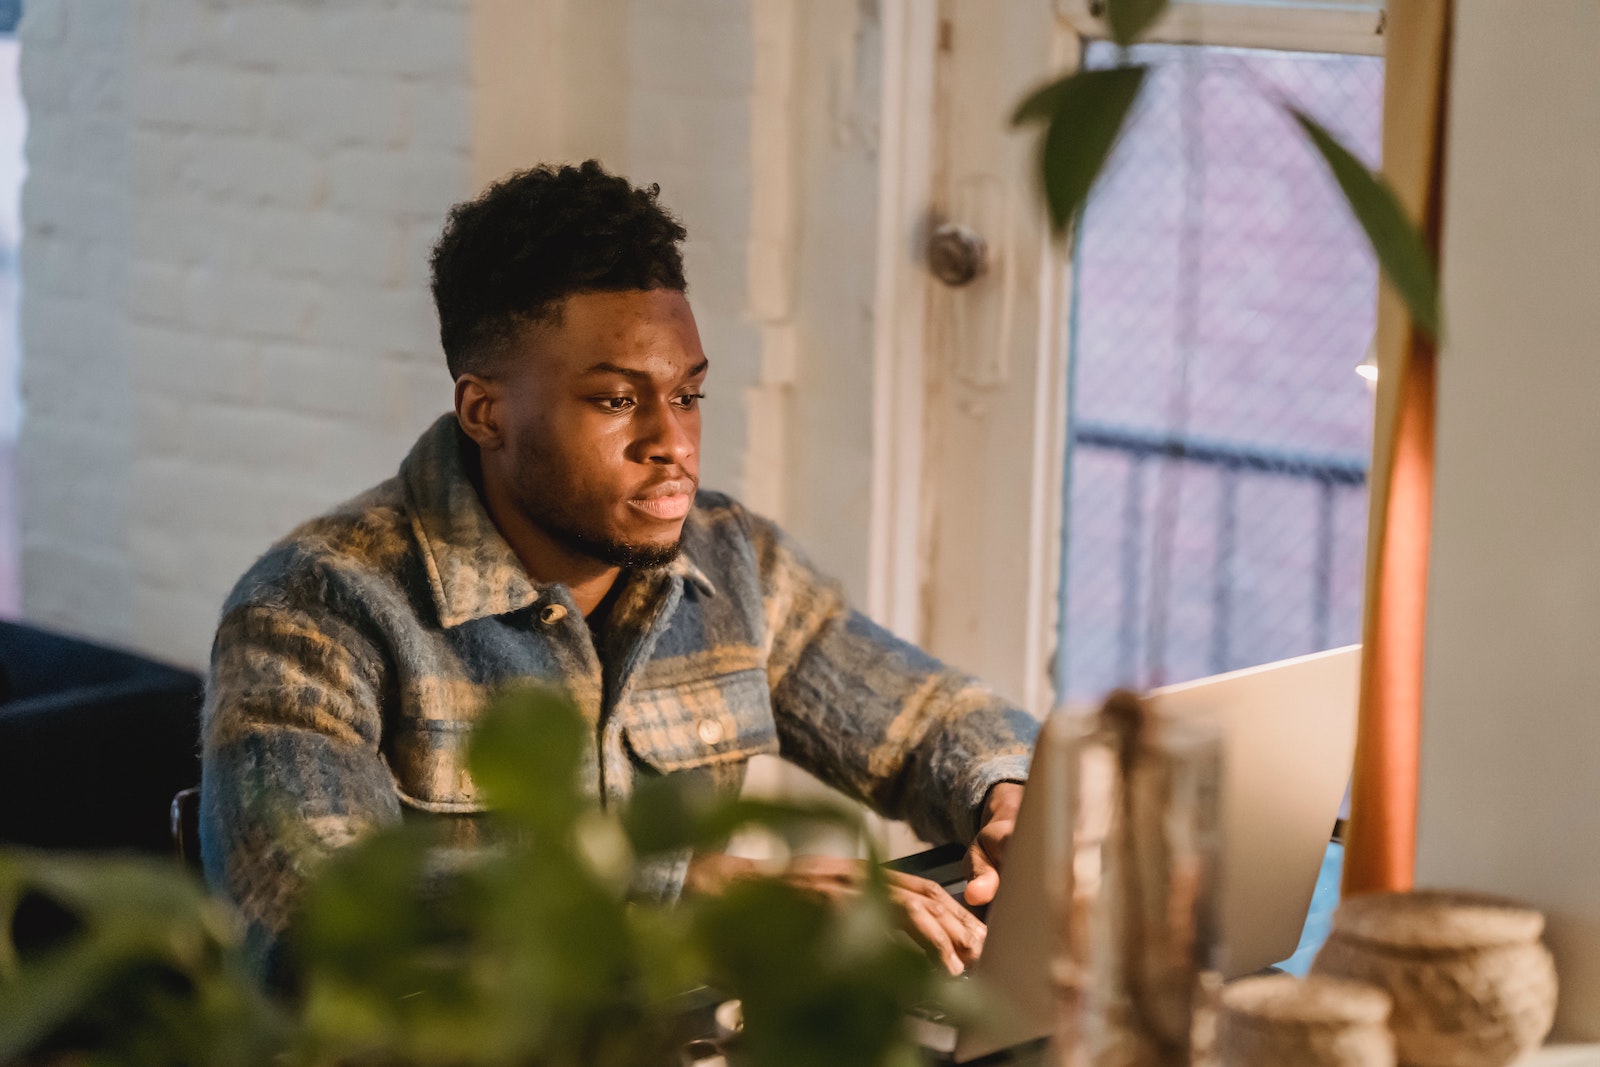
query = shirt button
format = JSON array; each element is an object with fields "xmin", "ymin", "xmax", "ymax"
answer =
[
  {"xmin": 539, "ymin": 604, "xmax": 568, "ymax": 624},
  {"xmin": 697, "ymin": 718, "xmax": 725, "ymax": 746}
]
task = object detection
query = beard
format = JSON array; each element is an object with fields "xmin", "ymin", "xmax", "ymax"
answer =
[
  {"xmin": 529, "ymin": 512, "xmax": 683, "ymax": 570},
  {"xmin": 509, "ymin": 439, "xmax": 686, "ymax": 571}
]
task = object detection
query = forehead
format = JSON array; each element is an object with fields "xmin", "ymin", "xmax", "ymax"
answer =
[{"xmin": 525, "ymin": 289, "xmax": 705, "ymax": 380}]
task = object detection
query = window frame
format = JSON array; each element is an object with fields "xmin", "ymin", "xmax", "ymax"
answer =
[
  {"xmin": 1057, "ymin": 0, "xmax": 1385, "ymax": 56},
  {"xmin": 868, "ymin": 0, "xmax": 1387, "ymax": 717}
]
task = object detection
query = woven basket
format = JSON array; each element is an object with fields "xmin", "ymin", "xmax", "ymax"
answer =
[
  {"xmin": 1218, "ymin": 974, "xmax": 1395, "ymax": 1066},
  {"xmin": 1310, "ymin": 889, "xmax": 1557, "ymax": 1067}
]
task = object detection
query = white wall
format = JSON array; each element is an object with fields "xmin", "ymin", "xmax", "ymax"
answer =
[
  {"xmin": 780, "ymin": 0, "xmax": 882, "ymax": 605},
  {"xmin": 16, "ymin": 0, "xmax": 884, "ymax": 667},
  {"xmin": 18, "ymin": 2, "xmax": 137, "ymax": 644},
  {"xmin": 20, "ymin": 0, "xmax": 474, "ymax": 663},
  {"xmin": 1416, "ymin": 0, "xmax": 1600, "ymax": 1040}
]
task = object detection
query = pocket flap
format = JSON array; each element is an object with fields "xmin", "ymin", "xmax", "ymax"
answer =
[
  {"xmin": 624, "ymin": 668, "xmax": 780, "ymax": 773},
  {"xmin": 389, "ymin": 717, "xmax": 487, "ymax": 813}
]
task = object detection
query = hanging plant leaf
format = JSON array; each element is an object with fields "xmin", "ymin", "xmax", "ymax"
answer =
[
  {"xmin": 1105, "ymin": 0, "xmax": 1170, "ymax": 48},
  {"xmin": 1012, "ymin": 73, "xmax": 1072, "ymax": 126},
  {"xmin": 1292, "ymin": 109, "xmax": 1441, "ymax": 340},
  {"xmin": 1018, "ymin": 65, "xmax": 1147, "ymax": 235}
]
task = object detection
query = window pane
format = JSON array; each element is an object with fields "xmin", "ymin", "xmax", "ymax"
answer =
[{"xmin": 1056, "ymin": 42, "xmax": 1382, "ymax": 703}]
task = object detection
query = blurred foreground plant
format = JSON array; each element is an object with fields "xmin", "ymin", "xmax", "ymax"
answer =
[{"xmin": 1, "ymin": 688, "xmax": 965, "ymax": 1067}]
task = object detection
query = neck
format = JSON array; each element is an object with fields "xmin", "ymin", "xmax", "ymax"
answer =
[{"xmin": 478, "ymin": 470, "xmax": 621, "ymax": 618}]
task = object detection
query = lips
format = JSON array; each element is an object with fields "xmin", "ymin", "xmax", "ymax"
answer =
[{"xmin": 628, "ymin": 479, "xmax": 695, "ymax": 522}]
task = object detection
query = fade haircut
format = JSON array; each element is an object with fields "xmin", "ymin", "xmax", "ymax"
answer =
[{"xmin": 429, "ymin": 160, "xmax": 689, "ymax": 379}]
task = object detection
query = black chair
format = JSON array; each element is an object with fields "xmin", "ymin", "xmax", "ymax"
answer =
[{"xmin": 0, "ymin": 621, "xmax": 204, "ymax": 854}]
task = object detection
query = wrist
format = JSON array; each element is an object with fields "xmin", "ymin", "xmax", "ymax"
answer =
[{"xmin": 980, "ymin": 781, "xmax": 1025, "ymax": 826}]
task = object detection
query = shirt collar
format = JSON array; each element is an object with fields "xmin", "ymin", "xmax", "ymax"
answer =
[{"xmin": 400, "ymin": 414, "xmax": 715, "ymax": 628}]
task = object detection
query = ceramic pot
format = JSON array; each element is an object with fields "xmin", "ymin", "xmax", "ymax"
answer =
[
  {"xmin": 1310, "ymin": 889, "xmax": 1557, "ymax": 1067},
  {"xmin": 1217, "ymin": 974, "xmax": 1394, "ymax": 1067}
]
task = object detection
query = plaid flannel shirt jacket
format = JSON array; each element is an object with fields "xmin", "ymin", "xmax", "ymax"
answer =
[{"xmin": 200, "ymin": 414, "xmax": 1037, "ymax": 973}]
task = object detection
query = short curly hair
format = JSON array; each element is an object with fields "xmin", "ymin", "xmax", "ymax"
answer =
[{"xmin": 429, "ymin": 160, "xmax": 688, "ymax": 379}]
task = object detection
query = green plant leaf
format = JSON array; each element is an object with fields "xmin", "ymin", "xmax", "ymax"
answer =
[
  {"xmin": 1292, "ymin": 109, "xmax": 1441, "ymax": 339},
  {"xmin": 467, "ymin": 685, "xmax": 590, "ymax": 831},
  {"xmin": 0, "ymin": 851, "xmax": 284, "ymax": 1064},
  {"xmin": 1012, "ymin": 75, "xmax": 1070, "ymax": 126},
  {"xmin": 1105, "ymin": 0, "xmax": 1170, "ymax": 47},
  {"xmin": 0, "ymin": 939, "xmax": 120, "ymax": 1055},
  {"xmin": 1027, "ymin": 66, "xmax": 1148, "ymax": 235},
  {"xmin": 692, "ymin": 879, "xmax": 932, "ymax": 1067},
  {"xmin": 623, "ymin": 774, "xmax": 862, "ymax": 857}
]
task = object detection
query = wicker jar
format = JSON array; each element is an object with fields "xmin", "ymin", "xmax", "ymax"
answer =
[
  {"xmin": 1310, "ymin": 890, "xmax": 1557, "ymax": 1067},
  {"xmin": 1218, "ymin": 974, "xmax": 1395, "ymax": 1067}
]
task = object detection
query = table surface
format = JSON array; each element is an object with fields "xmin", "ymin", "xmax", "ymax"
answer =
[
  {"xmin": 958, "ymin": 1040, "xmax": 1600, "ymax": 1065},
  {"xmin": 1530, "ymin": 1047, "xmax": 1600, "ymax": 1066}
]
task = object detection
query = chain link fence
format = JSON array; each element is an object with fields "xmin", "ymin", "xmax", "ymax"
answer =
[{"xmin": 1057, "ymin": 41, "xmax": 1384, "ymax": 704}]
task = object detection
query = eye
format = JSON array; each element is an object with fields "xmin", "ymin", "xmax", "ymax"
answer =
[
  {"xmin": 595, "ymin": 396, "xmax": 636, "ymax": 413},
  {"xmin": 673, "ymin": 392, "xmax": 706, "ymax": 410}
]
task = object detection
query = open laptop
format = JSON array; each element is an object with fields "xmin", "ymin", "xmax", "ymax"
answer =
[{"xmin": 918, "ymin": 644, "xmax": 1361, "ymax": 1062}]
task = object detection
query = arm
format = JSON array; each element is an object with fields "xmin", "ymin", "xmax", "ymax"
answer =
[
  {"xmin": 199, "ymin": 557, "xmax": 401, "ymax": 983},
  {"xmin": 745, "ymin": 508, "xmax": 1038, "ymax": 851}
]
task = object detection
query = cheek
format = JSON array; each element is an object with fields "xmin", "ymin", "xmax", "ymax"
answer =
[{"xmin": 553, "ymin": 415, "xmax": 636, "ymax": 496}]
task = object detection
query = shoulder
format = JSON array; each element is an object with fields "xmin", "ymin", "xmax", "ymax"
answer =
[
  {"xmin": 222, "ymin": 476, "xmax": 417, "ymax": 619},
  {"xmin": 679, "ymin": 489, "xmax": 839, "ymax": 604},
  {"xmin": 681, "ymin": 489, "xmax": 790, "ymax": 552},
  {"xmin": 679, "ymin": 488, "xmax": 791, "ymax": 569}
]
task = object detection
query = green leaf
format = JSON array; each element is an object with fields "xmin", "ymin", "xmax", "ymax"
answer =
[
  {"xmin": 1012, "ymin": 75, "xmax": 1070, "ymax": 126},
  {"xmin": 692, "ymin": 879, "xmax": 935, "ymax": 1067},
  {"xmin": 1030, "ymin": 66, "xmax": 1148, "ymax": 235},
  {"xmin": 1105, "ymin": 0, "xmax": 1170, "ymax": 48},
  {"xmin": 623, "ymin": 774, "xmax": 862, "ymax": 857},
  {"xmin": 1292, "ymin": 109, "xmax": 1441, "ymax": 340},
  {"xmin": 467, "ymin": 684, "xmax": 590, "ymax": 831},
  {"xmin": 0, "ymin": 851, "xmax": 283, "ymax": 1064},
  {"xmin": 0, "ymin": 940, "xmax": 120, "ymax": 1055}
]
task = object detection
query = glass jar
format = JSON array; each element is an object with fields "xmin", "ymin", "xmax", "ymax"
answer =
[{"xmin": 1046, "ymin": 693, "xmax": 1225, "ymax": 1067}]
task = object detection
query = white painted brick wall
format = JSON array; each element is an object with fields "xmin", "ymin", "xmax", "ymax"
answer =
[
  {"xmin": 624, "ymin": 0, "xmax": 763, "ymax": 505},
  {"xmin": 18, "ymin": 1, "xmax": 136, "ymax": 644},
  {"xmin": 19, "ymin": 0, "xmax": 881, "ymax": 674},
  {"xmin": 21, "ymin": 0, "xmax": 472, "ymax": 664}
]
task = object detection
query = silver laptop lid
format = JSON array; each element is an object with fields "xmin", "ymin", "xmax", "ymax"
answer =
[{"xmin": 951, "ymin": 644, "xmax": 1360, "ymax": 1062}]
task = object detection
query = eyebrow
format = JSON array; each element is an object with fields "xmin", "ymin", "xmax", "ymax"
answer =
[{"xmin": 582, "ymin": 359, "xmax": 709, "ymax": 382}]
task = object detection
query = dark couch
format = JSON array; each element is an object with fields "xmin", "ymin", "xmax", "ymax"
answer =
[{"xmin": 0, "ymin": 621, "xmax": 204, "ymax": 853}]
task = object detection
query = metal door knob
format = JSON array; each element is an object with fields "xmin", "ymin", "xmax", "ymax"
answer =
[{"xmin": 928, "ymin": 223, "xmax": 988, "ymax": 287}]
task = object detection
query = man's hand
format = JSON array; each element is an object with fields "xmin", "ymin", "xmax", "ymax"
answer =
[
  {"xmin": 684, "ymin": 852, "xmax": 986, "ymax": 975},
  {"xmin": 963, "ymin": 782, "xmax": 1024, "ymax": 908}
]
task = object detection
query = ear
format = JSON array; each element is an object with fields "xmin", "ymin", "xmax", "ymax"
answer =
[{"xmin": 454, "ymin": 373, "xmax": 504, "ymax": 451}]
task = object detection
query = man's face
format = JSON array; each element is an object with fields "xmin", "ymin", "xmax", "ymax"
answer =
[{"xmin": 484, "ymin": 288, "xmax": 706, "ymax": 569}]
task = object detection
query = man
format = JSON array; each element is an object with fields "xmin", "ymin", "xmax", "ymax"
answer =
[{"xmin": 201, "ymin": 161, "xmax": 1037, "ymax": 982}]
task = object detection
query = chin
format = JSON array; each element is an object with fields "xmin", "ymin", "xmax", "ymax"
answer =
[{"xmin": 590, "ymin": 527, "xmax": 683, "ymax": 570}]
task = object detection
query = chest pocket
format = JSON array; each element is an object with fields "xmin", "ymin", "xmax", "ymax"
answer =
[
  {"xmin": 622, "ymin": 668, "xmax": 780, "ymax": 774},
  {"xmin": 389, "ymin": 718, "xmax": 486, "ymax": 814}
]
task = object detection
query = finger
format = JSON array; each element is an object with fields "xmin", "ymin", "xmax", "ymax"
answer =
[
  {"xmin": 964, "ymin": 838, "xmax": 1000, "ymax": 906},
  {"xmin": 903, "ymin": 878, "xmax": 987, "ymax": 962},
  {"xmin": 979, "ymin": 819, "xmax": 1013, "ymax": 870},
  {"xmin": 883, "ymin": 867, "xmax": 946, "ymax": 894},
  {"xmin": 875, "ymin": 870, "xmax": 985, "ymax": 961},
  {"xmin": 786, "ymin": 855, "xmax": 867, "ymax": 898},
  {"xmin": 898, "ymin": 893, "xmax": 967, "ymax": 975}
]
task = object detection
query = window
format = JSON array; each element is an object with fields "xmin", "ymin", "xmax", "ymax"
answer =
[
  {"xmin": 874, "ymin": 1, "xmax": 1385, "ymax": 713},
  {"xmin": 1056, "ymin": 40, "xmax": 1383, "ymax": 701}
]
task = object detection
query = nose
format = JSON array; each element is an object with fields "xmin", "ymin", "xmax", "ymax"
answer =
[{"xmin": 638, "ymin": 395, "xmax": 697, "ymax": 468}]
